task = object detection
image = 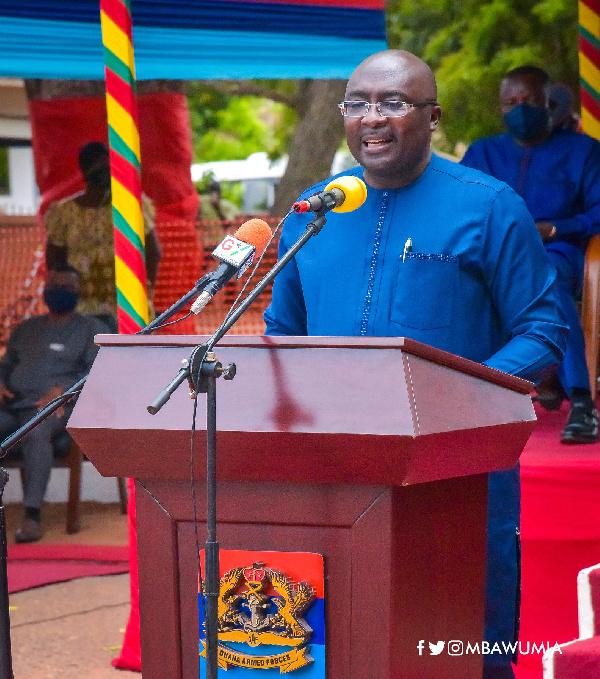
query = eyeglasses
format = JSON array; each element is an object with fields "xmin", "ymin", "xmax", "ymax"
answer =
[{"xmin": 338, "ymin": 100, "xmax": 438, "ymax": 118}]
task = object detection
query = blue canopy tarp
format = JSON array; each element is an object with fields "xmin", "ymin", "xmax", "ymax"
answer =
[{"xmin": 0, "ymin": 0, "xmax": 387, "ymax": 80}]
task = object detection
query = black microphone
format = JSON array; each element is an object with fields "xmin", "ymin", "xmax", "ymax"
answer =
[
  {"xmin": 292, "ymin": 175, "xmax": 367, "ymax": 214},
  {"xmin": 190, "ymin": 219, "xmax": 272, "ymax": 314}
]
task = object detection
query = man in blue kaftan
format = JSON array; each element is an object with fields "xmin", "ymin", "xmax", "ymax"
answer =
[
  {"xmin": 264, "ymin": 51, "xmax": 567, "ymax": 679},
  {"xmin": 461, "ymin": 65, "xmax": 600, "ymax": 444}
]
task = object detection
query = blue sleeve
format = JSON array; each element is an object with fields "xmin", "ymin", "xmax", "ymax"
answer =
[
  {"xmin": 480, "ymin": 188, "xmax": 568, "ymax": 381},
  {"xmin": 552, "ymin": 139, "xmax": 600, "ymax": 240},
  {"xmin": 263, "ymin": 216, "xmax": 308, "ymax": 336}
]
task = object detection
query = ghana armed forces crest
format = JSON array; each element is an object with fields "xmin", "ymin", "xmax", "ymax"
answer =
[{"xmin": 199, "ymin": 551, "xmax": 325, "ymax": 676}]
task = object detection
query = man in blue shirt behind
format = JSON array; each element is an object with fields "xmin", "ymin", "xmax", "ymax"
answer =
[
  {"xmin": 265, "ymin": 50, "xmax": 567, "ymax": 679},
  {"xmin": 461, "ymin": 65, "xmax": 600, "ymax": 444}
]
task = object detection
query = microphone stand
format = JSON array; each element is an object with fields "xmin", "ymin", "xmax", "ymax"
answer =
[
  {"xmin": 147, "ymin": 208, "xmax": 331, "ymax": 679},
  {"xmin": 139, "ymin": 273, "xmax": 212, "ymax": 335},
  {"xmin": 0, "ymin": 470, "xmax": 12, "ymax": 679}
]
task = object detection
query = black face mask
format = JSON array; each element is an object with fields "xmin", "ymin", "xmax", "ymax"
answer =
[{"xmin": 43, "ymin": 287, "xmax": 79, "ymax": 314}]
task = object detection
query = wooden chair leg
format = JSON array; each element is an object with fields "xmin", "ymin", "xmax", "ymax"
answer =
[
  {"xmin": 66, "ymin": 443, "xmax": 84, "ymax": 534},
  {"xmin": 117, "ymin": 477, "xmax": 128, "ymax": 514},
  {"xmin": 582, "ymin": 234, "xmax": 600, "ymax": 402}
]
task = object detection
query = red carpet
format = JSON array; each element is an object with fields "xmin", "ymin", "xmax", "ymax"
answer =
[
  {"xmin": 7, "ymin": 543, "xmax": 129, "ymax": 593},
  {"xmin": 516, "ymin": 402, "xmax": 600, "ymax": 679}
]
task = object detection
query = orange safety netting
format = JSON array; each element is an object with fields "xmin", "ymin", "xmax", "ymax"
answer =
[
  {"xmin": 189, "ymin": 218, "xmax": 280, "ymax": 337},
  {"xmin": 0, "ymin": 216, "xmax": 46, "ymax": 353},
  {"xmin": 0, "ymin": 216, "xmax": 282, "ymax": 351}
]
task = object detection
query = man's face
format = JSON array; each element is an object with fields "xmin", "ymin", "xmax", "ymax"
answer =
[
  {"xmin": 81, "ymin": 155, "xmax": 111, "ymax": 191},
  {"xmin": 45, "ymin": 270, "xmax": 80, "ymax": 295},
  {"xmin": 499, "ymin": 74, "xmax": 550, "ymax": 144},
  {"xmin": 500, "ymin": 75, "xmax": 547, "ymax": 115},
  {"xmin": 343, "ymin": 55, "xmax": 441, "ymax": 189}
]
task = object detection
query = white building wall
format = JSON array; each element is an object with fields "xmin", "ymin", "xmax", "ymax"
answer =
[
  {"xmin": 4, "ymin": 463, "xmax": 124, "ymax": 505},
  {"xmin": 0, "ymin": 146, "xmax": 38, "ymax": 215}
]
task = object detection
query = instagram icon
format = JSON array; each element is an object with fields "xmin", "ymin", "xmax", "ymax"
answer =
[{"xmin": 448, "ymin": 640, "xmax": 464, "ymax": 656}]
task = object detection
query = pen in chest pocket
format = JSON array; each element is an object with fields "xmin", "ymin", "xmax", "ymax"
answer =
[{"xmin": 402, "ymin": 238, "xmax": 413, "ymax": 262}]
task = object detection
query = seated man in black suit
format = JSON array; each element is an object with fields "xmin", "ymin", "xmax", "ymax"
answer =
[{"xmin": 0, "ymin": 265, "xmax": 106, "ymax": 542}]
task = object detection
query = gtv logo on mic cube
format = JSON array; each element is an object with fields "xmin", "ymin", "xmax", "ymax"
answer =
[{"xmin": 213, "ymin": 235, "xmax": 255, "ymax": 270}]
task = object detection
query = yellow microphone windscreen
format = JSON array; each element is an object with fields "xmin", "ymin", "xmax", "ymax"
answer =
[{"xmin": 324, "ymin": 176, "xmax": 367, "ymax": 213}]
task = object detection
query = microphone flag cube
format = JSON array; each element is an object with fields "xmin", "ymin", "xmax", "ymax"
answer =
[{"xmin": 212, "ymin": 235, "xmax": 256, "ymax": 278}]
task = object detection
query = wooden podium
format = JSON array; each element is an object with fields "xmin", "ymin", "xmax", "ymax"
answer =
[{"xmin": 68, "ymin": 335, "xmax": 535, "ymax": 679}]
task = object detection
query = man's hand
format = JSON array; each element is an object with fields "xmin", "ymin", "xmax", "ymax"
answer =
[
  {"xmin": 536, "ymin": 221, "xmax": 557, "ymax": 243},
  {"xmin": 0, "ymin": 382, "xmax": 14, "ymax": 405},
  {"xmin": 35, "ymin": 385, "xmax": 66, "ymax": 417}
]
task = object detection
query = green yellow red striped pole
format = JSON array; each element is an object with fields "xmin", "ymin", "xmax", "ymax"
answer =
[
  {"xmin": 579, "ymin": 0, "xmax": 600, "ymax": 140},
  {"xmin": 100, "ymin": 0, "xmax": 149, "ymax": 333}
]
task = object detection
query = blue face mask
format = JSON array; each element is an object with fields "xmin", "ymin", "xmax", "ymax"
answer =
[
  {"xmin": 503, "ymin": 103, "xmax": 549, "ymax": 142},
  {"xmin": 43, "ymin": 287, "xmax": 79, "ymax": 314}
]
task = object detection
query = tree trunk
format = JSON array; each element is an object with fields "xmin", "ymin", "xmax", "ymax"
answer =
[{"xmin": 270, "ymin": 79, "xmax": 346, "ymax": 217}]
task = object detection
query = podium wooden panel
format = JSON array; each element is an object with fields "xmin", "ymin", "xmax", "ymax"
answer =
[{"xmin": 68, "ymin": 335, "xmax": 535, "ymax": 679}]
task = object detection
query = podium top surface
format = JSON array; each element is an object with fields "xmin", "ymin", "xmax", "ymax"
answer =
[
  {"xmin": 93, "ymin": 334, "xmax": 532, "ymax": 394},
  {"xmin": 69, "ymin": 335, "xmax": 535, "ymax": 486}
]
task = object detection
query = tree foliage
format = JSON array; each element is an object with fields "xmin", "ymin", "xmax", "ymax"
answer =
[
  {"xmin": 185, "ymin": 1, "xmax": 580, "ymax": 210},
  {"xmin": 186, "ymin": 82, "xmax": 290, "ymax": 162},
  {"xmin": 187, "ymin": 79, "xmax": 346, "ymax": 216},
  {"xmin": 386, "ymin": 0, "xmax": 579, "ymax": 149}
]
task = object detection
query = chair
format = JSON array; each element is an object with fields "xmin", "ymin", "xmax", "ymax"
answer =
[
  {"xmin": 3, "ymin": 429, "xmax": 127, "ymax": 534},
  {"xmin": 581, "ymin": 233, "xmax": 600, "ymax": 401}
]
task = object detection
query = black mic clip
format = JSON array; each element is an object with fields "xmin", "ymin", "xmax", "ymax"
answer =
[
  {"xmin": 187, "ymin": 344, "xmax": 236, "ymax": 395},
  {"xmin": 292, "ymin": 188, "xmax": 343, "ymax": 216},
  {"xmin": 314, "ymin": 190, "xmax": 340, "ymax": 214}
]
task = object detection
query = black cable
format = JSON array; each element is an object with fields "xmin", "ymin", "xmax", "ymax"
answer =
[
  {"xmin": 134, "ymin": 311, "xmax": 194, "ymax": 335},
  {"xmin": 190, "ymin": 386, "xmax": 207, "ymax": 637}
]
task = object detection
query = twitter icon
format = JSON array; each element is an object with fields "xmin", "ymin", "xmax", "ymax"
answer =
[{"xmin": 429, "ymin": 641, "xmax": 445, "ymax": 655}]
